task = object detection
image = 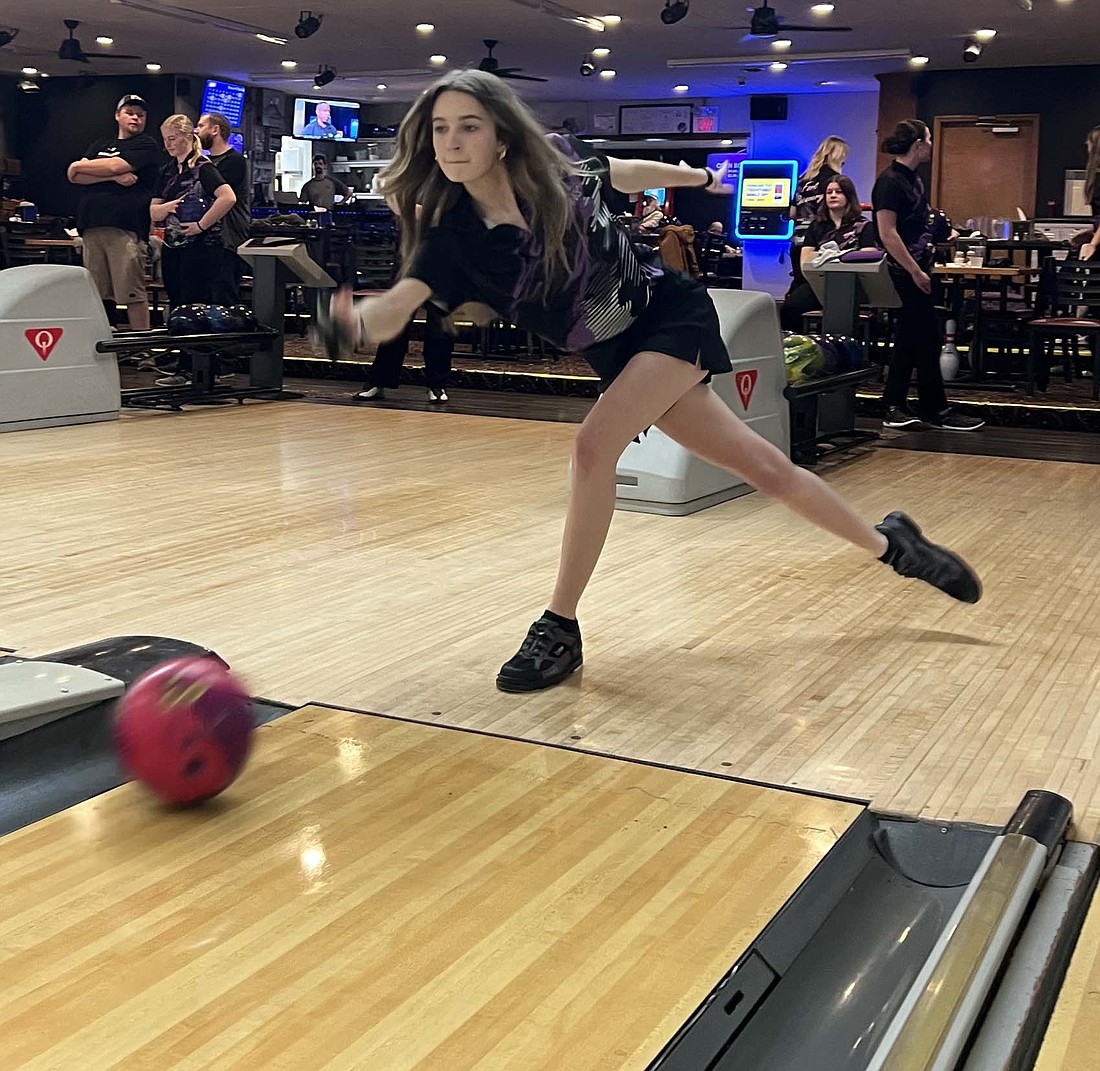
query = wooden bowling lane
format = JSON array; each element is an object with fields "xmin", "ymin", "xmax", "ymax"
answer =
[
  {"xmin": 1033, "ymin": 884, "xmax": 1100, "ymax": 1071},
  {"xmin": 0, "ymin": 705, "xmax": 862, "ymax": 1071}
]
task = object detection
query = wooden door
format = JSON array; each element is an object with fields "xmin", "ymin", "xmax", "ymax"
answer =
[{"xmin": 931, "ymin": 115, "xmax": 1040, "ymax": 224}]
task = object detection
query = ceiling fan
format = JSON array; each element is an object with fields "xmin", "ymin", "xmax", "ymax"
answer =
[
  {"xmin": 58, "ymin": 19, "xmax": 141, "ymax": 62},
  {"xmin": 733, "ymin": 3, "xmax": 853, "ymax": 38},
  {"xmin": 478, "ymin": 40, "xmax": 549, "ymax": 82}
]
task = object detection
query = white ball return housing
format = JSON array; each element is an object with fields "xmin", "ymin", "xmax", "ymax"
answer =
[
  {"xmin": 614, "ymin": 289, "xmax": 790, "ymax": 516},
  {"xmin": 0, "ymin": 264, "xmax": 120, "ymax": 433}
]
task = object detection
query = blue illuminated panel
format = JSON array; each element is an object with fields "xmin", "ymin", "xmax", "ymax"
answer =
[
  {"xmin": 735, "ymin": 159, "xmax": 798, "ymax": 241},
  {"xmin": 201, "ymin": 80, "xmax": 246, "ymax": 129}
]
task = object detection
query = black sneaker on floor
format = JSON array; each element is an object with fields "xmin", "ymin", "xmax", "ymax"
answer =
[
  {"xmin": 876, "ymin": 511, "xmax": 982, "ymax": 604},
  {"xmin": 496, "ymin": 615, "xmax": 583, "ymax": 693},
  {"xmin": 883, "ymin": 407, "xmax": 926, "ymax": 429},
  {"xmin": 928, "ymin": 409, "xmax": 985, "ymax": 432}
]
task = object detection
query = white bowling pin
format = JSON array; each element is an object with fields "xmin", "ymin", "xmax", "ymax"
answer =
[{"xmin": 940, "ymin": 318, "xmax": 960, "ymax": 381}]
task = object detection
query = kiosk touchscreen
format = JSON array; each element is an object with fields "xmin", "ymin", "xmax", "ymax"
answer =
[{"xmin": 735, "ymin": 159, "xmax": 798, "ymax": 241}]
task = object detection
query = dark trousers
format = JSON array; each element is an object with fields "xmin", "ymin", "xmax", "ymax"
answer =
[
  {"xmin": 208, "ymin": 245, "xmax": 243, "ymax": 306},
  {"xmin": 161, "ymin": 243, "xmax": 221, "ymax": 377},
  {"xmin": 367, "ymin": 306, "xmax": 452, "ymax": 391},
  {"xmin": 883, "ymin": 269, "xmax": 948, "ymax": 418},
  {"xmin": 780, "ymin": 281, "xmax": 821, "ymax": 332}
]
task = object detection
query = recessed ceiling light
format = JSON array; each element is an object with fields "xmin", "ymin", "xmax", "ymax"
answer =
[
  {"xmin": 21, "ymin": 66, "xmax": 38, "ymax": 75},
  {"xmin": 429, "ymin": 53, "xmax": 447, "ymax": 64},
  {"xmin": 811, "ymin": 3, "xmax": 834, "ymax": 13},
  {"xmin": 772, "ymin": 38, "xmax": 793, "ymax": 50},
  {"xmin": 256, "ymin": 33, "xmax": 288, "ymax": 44},
  {"xmin": 909, "ymin": 54, "xmax": 930, "ymax": 65},
  {"xmin": 40, "ymin": 72, "xmax": 50, "ymax": 78},
  {"xmin": 602, "ymin": 14, "xmax": 622, "ymax": 24},
  {"xmin": 281, "ymin": 60, "xmax": 298, "ymax": 68},
  {"xmin": 770, "ymin": 61, "xmax": 788, "ymax": 71},
  {"xmin": 592, "ymin": 47, "xmax": 610, "ymax": 57},
  {"xmin": 816, "ymin": 79, "xmax": 840, "ymax": 85},
  {"xmin": 673, "ymin": 84, "xmax": 689, "ymax": 92},
  {"xmin": 376, "ymin": 83, "xmax": 387, "ymax": 90},
  {"xmin": 720, "ymin": 138, "xmax": 733, "ymax": 146},
  {"xmin": 416, "ymin": 22, "xmax": 435, "ymax": 33},
  {"xmin": 599, "ymin": 68, "xmax": 616, "ymax": 78},
  {"xmin": 146, "ymin": 63, "xmax": 162, "ymax": 72},
  {"xmin": 975, "ymin": 28, "xmax": 997, "ymax": 40},
  {"xmin": 96, "ymin": 36, "xmax": 113, "ymax": 46}
]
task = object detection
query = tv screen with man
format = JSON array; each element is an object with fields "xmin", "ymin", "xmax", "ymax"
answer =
[{"xmin": 292, "ymin": 99, "xmax": 360, "ymax": 142}]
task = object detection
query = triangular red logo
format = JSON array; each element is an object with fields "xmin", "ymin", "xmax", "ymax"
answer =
[
  {"xmin": 25, "ymin": 328, "xmax": 64, "ymax": 361},
  {"xmin": 735, "ymin": 369, "xmax": 758, "ymax": 410}
]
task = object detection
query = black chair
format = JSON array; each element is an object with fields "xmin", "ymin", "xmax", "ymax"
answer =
[{"xmin": 1026, "ymin": 260, "xmax": 1100, "ymax": 398}]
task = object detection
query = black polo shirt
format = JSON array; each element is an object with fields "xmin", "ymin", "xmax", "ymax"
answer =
[{"xmin": 872, "ymin": 161, "xmax": 929, "ymax": 266}]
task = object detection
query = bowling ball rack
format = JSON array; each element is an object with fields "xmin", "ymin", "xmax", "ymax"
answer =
[{"xmin": 97, "ymin": 326, "xmax": 302, "ymax": 411}]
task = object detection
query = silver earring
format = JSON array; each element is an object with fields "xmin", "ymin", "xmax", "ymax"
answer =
[{"xmin": 499, "ymin": 148, "xmax": 507, "ymax": 160}]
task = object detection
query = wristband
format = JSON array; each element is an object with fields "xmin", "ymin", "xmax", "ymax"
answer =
[
  {"xmin": 197, "ymin": 221, "xmax": 205, "ymax": 231},
  {"xmin": 702, "ymin": 167, "xmax": 718, "ymax": 190}
]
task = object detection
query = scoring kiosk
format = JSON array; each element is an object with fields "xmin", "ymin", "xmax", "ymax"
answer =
[{"xmin": 615, "ymin": 289, "xmax": 789, "ymax": 515}]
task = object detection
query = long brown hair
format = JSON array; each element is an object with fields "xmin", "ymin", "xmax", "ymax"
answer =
[
  {"xmin": 814, "ymin": 174, "xmax": 863, "ymax": 227},
  {"xmin": 161, "ymin": 114, "xmax": 204, "ymax": 168},
  {"xmin": 379, "ymin": 69, "xmax": 581, "ymax": 296},
  {"xmin": 1085, "ymin": 125, "xmax": 1100, "ymax": 206}
]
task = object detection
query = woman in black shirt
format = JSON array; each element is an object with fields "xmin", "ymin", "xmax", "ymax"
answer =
[
  {"xmin": 1085, "ymin": 124, "xmax": 1100, "ymax": 221},
  {"xmin": 780, "ymin": 174, "xmax": 871, "ymax": 330},
  {"xmin": 317, "ymin": 72, "xmax": 982, "ymax": 692},
  {"xmin": 874, "ymin": 120, "xmax": 982, "ymax": 431},
  {"xmin": 788, "ymin": 135, "xmax": 848, "ymax": 290}
]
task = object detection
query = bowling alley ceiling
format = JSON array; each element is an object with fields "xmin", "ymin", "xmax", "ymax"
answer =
[{"xmin": 1, "ymin": 0, "xmax": 1095, "ymax": 101}]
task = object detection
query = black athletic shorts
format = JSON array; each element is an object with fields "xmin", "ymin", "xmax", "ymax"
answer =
[{"xmin": 581, "ymin": 270, "xmax": 733, "ymax": 392}]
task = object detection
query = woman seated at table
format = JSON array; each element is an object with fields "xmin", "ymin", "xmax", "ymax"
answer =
[{"xmin": 780, "ymin": 175, "xmax": 872, "ymax": 332}]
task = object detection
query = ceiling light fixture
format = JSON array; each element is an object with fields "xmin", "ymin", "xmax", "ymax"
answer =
[
  {"xmin": 21, "ymin": 66, "xmax": 38, "ymax": 75},
  {"xmin": 974, "ymin": 28, "xmax": 997, "ymax": 41},
  {"xmin": 592, "ymin": 46, "xmax": 610, "ymax": 57},
  {"xmin": 96, "ymin": 36, "xmax": 114, "ymax": 45},
  {"xmin": 770, "ymin": 61, "xmax": 787, "ymax": 70},
  {"xmin": 963, "ymin": 38, "xmax": 982, "ymax": 62},
  {"xmin": 376, "ymin": 82, "xmax": 387, "ymax": 89},
  {"xmin": 599, "ymin": 68, "xmax": 616, "ymax": 78},
  {"xmin": 661, "ymin": 0, "xmax": 689, "ymax": 25},
  {"xmin": 313, "ymin": 64, "xmax": 336, "ymax": 87},
  {"xmin": 146, "ymin": 62, "xmax": 162, "ymax": 71},
  {"xmin": 415, "ymin": 22, "xmax": 434, "ymax": 33},
  {"xmin": 602, "ymin": 14, "xmax": 622, "ymax": 24},
  {"xmin": 256, "ymin": 33, "xmax": 288, "ymax": 44},
  {"xmin": 673, "ymin": 83, "xmax": 689, "ymax": 92},
  {"xmin": 0, "ymin": 28, "xmax": 19, "ymax": 49},
  {"xmin": 429, "ymin": 53, "xmax": 447, "ymax": 64},
  {"xmin": 772, "ymin": 38, "xmax": 792, "ymax": 49},
  {"xmin": 580, "ymin": 56, "xmax": 596, "ymax": 76},
  {"xmin": 909, "ymin": 54, "xmax": 929, "ymax": 65},
  {"xmin": 18, "ymin": 79, "xmax": 39, "ymax": 92},
  {"xmin": 810, "ymin": 3, "xmax": 834, "ymax": 12},
  {"xmin": 295, "ymin": 10, "xmax": 323, "ymax": 39},
  {"xmin": 281, "ymin": 59, "xmax": 298, "ymax": 68},
  {"xmin": 668, "ymin": 47, "xmax": 912, "ymax": 68}
]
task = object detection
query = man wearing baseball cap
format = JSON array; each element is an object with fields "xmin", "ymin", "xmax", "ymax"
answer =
[{"xmin": 66, "ymin": 94, "xmax": 164, "ymax": 330}]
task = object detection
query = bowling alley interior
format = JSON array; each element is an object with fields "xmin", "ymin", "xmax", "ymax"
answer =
[{"xmin": 4, "ymin": 2, "xmax": 1100, "ymax": 1069}]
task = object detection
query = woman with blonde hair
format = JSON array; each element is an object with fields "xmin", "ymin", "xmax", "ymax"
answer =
[
  {"xmin": 149, "ymin": 114, "xmax": 236, "ymax": 384},
  {"xmin": 787, "ymin": 135, "xmax": 849, "ymax": 303},
  {"xmin": 318, "ymin": 70, "xmax": 981, "ymax": 692}
]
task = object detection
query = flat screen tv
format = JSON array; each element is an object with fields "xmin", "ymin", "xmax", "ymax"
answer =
[
  {"xmin": 200, "ymin": 80, "xmax": 246, "ymax": 129},
  {"xmin": 292, "ymin": 98, "xmax": 360, "ymax": 142}
]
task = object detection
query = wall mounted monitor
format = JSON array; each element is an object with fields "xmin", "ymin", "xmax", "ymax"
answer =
[
  {"xmin": 201, "ymin": 80, "xmax": 246, "ymax": 129},
  {"xmin": 292, "ymin": 98, "xmax": 360, "ymax": 142}
]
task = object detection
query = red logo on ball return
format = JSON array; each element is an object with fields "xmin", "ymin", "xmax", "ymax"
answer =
[
  {"xmin": 25, "ymin": 328, "xmax": 63, "ymax": 361},
  {"xmin": 736, "ymin": 369, "xmax": 758, "ymax": 410}
]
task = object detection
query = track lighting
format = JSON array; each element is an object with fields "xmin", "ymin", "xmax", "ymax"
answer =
[
  {"xmin": 661, "ymin": 0, "xmax": 689, "ymax": 26},
  {"xmin": 295, "ymin": 10, "xmax": 322, "ymax": 39},
  {"xmin": 580, "ymin": 56, "xmax": 596, "ymax": 76},
  {"xmin": 963, "ymin": 38, "xmax": 982, "ymax": 63},
  {"xmin": 313, "ymin": 64, "xmax": 336, "ymax": 87},
  {"xmin": 0, "ymin": 28, "xmax": 18, "ymax": 48}
]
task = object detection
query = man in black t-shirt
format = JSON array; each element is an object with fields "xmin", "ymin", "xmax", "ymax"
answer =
[
  {"xmin": 196, "ymin": 111, "xmax": 251, "ymax": 303},
  {"xmin": 67, "ymin": 94, "xmax": 164, "ymax": 330}
]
